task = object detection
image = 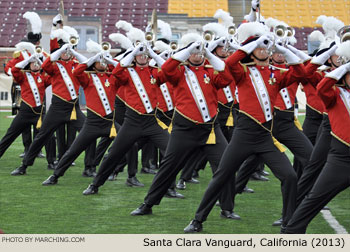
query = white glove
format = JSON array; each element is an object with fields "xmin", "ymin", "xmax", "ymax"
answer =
[
  {"xmin": 274, "ymin": 44, "xmax": 300, "ymax": 64},
  {"xmin": 207, "ymin": 37, "xmax": 226, "ymax": 52},
  {"xmin": 228, "ymin": 38, "xmax": 240, "ymax": 51},
  {"xmin": 15, "ymin": 54, "xmax": 37, "ymax": 69},
  {"xmin": 252, "ymin": 0, "xmax": 260, "ymax": 10},
  {"xmin": 172, "ymin": 41, "xmax": 202, "ymax": 62},
  {"xmin": 120, "ymin": 43, "xmax": 145, "ymax": 67},
  {"xmin": 69, "ymin": 47, "xmax": 87, "ymax": 63},
  {"xmin": 204, "ymin": 47, "xmax": 225, "ymax": 71},
  {"xmin": 325, "ymin": 62, "xmax": 350, "ymax": 80},
  {"xmin": 311, "ymin": 44, "xmax": 338, "ymax": 65},
  {"xmin": 50, "ymin": 44, "xmax": 69, "ymax": 61},
  {"xmin": 103, "ymin": 55, "xmax": 118, "ymax": 67},
  {"xmin": 239, "ymin": 35, "xmax": 272, "ymax": 54},
  {"xmin": 53, "ymin": 14, "xmax": 63, "ymax": 26},
  {"xmin": 147, "ymin": 45, "xmax": 165, "ymax": 66},
  {"xmin": 83, "ymin": 53, "xmax": 102, "ymax": 68},
  {"xmin": 286, "ymin": 44, "xmax": 311, "ymax": 62}
]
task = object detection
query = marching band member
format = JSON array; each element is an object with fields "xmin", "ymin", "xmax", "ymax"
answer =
[
  {"xmin": 10, "ymin": 26, "xmax": 94, "ymax": 176},
  {"xmin": 42, "ymin": 40, "xmax": 121, "ymax": 185},
  {"xmin": 82, "ymin": 34, "xmax": 170, "ymax": 195},
  {"xmin": 184, "ymin": 21, "xmax": 305, "ymax": 233},
  {"xmin": 0, "ymin": 54, "xmax": 50, "ymax": 160},
  {"xmin": 285, "ymin": 42, "xmax": 350, "ymax": 233}
]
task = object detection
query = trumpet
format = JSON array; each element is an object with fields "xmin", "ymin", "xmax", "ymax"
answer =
[
  {"xmin": 69, "ymin": 36, "xmax": 79, "ymax": 46},
  {"xmin": 337, "ymin": 25, "xmax": 350, "ymax": 43},
  {"xmin": 286, "ymin": 26, "xmax": 295, "ymax": 38},
  {"xmin": 203, "ymin": 30, "xmax": 215, "ymax": 42},
  {"xmin": 101, "ymin": 41, "xmax": 111, "ymax": 51},
  {"xmin": 228, "ymin": 25, "xmax": 236, "ymax": 36},
  {"xmin": 35, "ymin": 45, "xmax": 42, "ymax": 54},
  {"xmin": 274, "ymin": 25, "xmax": 287, "ymax": 39},
  {"xmin": 170, "ymin": 41, "xmax": 178, "ymax": 51}
]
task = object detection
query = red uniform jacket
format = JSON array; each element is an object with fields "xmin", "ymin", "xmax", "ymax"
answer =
[
  {"xmin": 5, "ymin": 51, "xmax": 31, "ymax": 76},
  {"xmin": 11, "ymin": 67, "xmax": 51, "ymax": 108},
  {"xmin": 112, "ymin": 64, "xmax": 161, "ymax": 114},
  {"xmin": 161, "ymin": 58, "xmax": 233, "ymax": 123},
  {"xmin": 226, "ymin": 50, "xmax": 305, "ymax": 123},
  {"xmin": 73, "ymin": 64, "xmax": 118, "ymax": 117},
  {"xmin": 42, "ymin": 57, "xmax": 80, "ymax": 102},
  {"xmin": 317, "ymin": 77, "xmax": 350, "ymax": 146}
]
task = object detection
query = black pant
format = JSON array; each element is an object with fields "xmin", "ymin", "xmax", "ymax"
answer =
[
  {"xmin": 193, "ymin": 113, "xmax": 297, "ymax": 226},
  {"xmin": 143, "ymin": 111, "xmax": 234, "ymax": 213},
  {"xmin": 296, "ymin": 114, "xmax": 332, "ymax": 206},
  {"xmin": 218, "ymin": 102, "xmax": 234, "ymax": 142},
  {"xmin": 56, "ymin": 123, "xmax": 76, "ymax": 160},
  {"xmin": 273, "ymin": 108, "xmax": 313, "ymax": 177},
  {"xmin": 54, "ymin": 111, "xmax": 121, "ymax": 177},
  {"xmin": 0, "ymin": 102, "xmax": 55, "ymax": 164},
  {"xmin": 285, "ymin": 137, "xmax": 350, "ymax": 233},
  {"xmin": 302, "ymin": 105, "xmax": 323, "ymax": 145},
  {"xmin": 93, "ymin": 96, "xmax": 138, "ymax": 177},
  {"xmin": 21, "ymin": 125, "xmax": 33, "ymax": 152},
  {"xmin": 92, "ymin": 108, "xmax": 169, "ymax": 187},
  {"xmin": 22, "ymin": 95, "xmax": 93, "ymax": 167}
]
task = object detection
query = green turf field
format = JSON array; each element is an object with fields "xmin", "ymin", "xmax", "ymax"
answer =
[{"xmin": 0, "ymin": 112, "xmax": 349, "ymax": 234}]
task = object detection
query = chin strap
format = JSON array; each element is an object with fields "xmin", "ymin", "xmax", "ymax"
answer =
[
  {"xmin": 252, "ymin": 53, "xmax": 269, "ymax": 62},
  {"xmin": 188, "ymin": 59, "xmax": 204, "ymax": 67}
]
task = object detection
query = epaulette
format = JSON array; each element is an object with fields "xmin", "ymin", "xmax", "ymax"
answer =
[
  {"xmin": 13, "ymin": 51, "xmax": 21, "ymax": 58},
  {"xmin": 269, "ymin": 64, "xmax": 289, "ymax": 73},
  {"xmin": 317, "ymin": 65, "xmax": 330, "ymax": 72},
  {"xmin": 204, "ymin": 64, "xmax": 213, "ymax": 68},
  {"xmin": 179, "ymin": 62, "xmax": 188, "ymax": 66}
]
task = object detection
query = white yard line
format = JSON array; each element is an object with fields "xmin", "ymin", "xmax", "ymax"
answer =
[{"xmin": 321, "ymin": 210, "xmax": 348, "ymax": 234}]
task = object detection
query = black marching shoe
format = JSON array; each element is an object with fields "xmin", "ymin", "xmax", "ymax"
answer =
[
  {"xmin": 130, "ymin": 203, "xmax": 153, "ymax": 216},
  {"xmin": 11, "ymin": 165, "xmax": 27, "ymax": 176},
  {"xmin": 259, "ymin": 170, "xmax": 270, "ymax": 176},
  {"xmin": 83, "ymin": 184, "xmax": 99, "ymax": 195},
  {"xmin": 192, "ymin": 170, "xmax": 199, "ymax": 179},
  {"xmin": 165, "ymin": 188, "xmax": 184, "ymax": 199},
  {"xmin": 272, "ymin": 217, "xmax": 283, "ymax": 226},
  {"xmin": 108, "ymin": 173, "xmax": 117, "ymax": 181},
  {"xmin": 141, "ymin": 167, "xmax": 157, "ymax": 175},
  {"xmin": 126, "ymin": 176, "xmax": 144, "ymax": 187},
  {"xmin": 243, "ymin": 186, "xmax": 254, "ymax": 193},
  {"xmin": 184, "ymin": 220, "xmax": 203, "ymax": 233},
  {"xmin": 176, "ymin": 179, "xmax": 186, "ymax": 190},
  {"xmin": 280, "ymin": 225, "xmax": 287, "ymax": 234},
  {"xmin": 82, "ymin": 167, "xmax": 97, "ymax": 177},
  {"xmin": 47, "ymin": 163, "xmax": 56, "ymax": 170},
  {"xmin": 186, "ymin": 177, "xmax": 200, "ymax": 184},
  {"xmin": 323, "ymin": 205, "xmax": 330, "ymax": 210},
  {"xmin": 42, "ymin": 175, "xmax": 58, "ymax": 185},
  {"xmin": 37, "ymin": 151, "xmax": 45, "ymax": 158},
  {"xmin": 250, "ymin": 172, "xmax": 269, "ymax": 181},
  {"xmin": 220, "ymin": 210, "xmax": 241, "ymax": 220},
  {"xmin": 19, "ymin": 152, "xmax": 26, "ymax": 158}
]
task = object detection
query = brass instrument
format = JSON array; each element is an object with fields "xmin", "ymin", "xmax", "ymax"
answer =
[
  {"xmin": 101, "ymin": 41, "xmax": 111, "ymax": 51},
  {"xmin": 228, "ymin": 25, "xmax": 236, "ymax": 36},
  {"xmin": 203, "ymin": 30, "xmax": 215, "ymax": 42},
  {"xmin": 35, "ymin": 45, "xmax": 42, "ymax": 54},
  {"xmin": 286, "ymin": 26, "xmax": 295, "ymax": 38},
  {"xmin": 337, "ymin": 25, "xmax": 350, "ymax": 43},
  {"xmin": 170, "ymin": 41, "xmax": 178, "ymax": 51},
  {"xmin": 69, "ymin": 36, "xmax": 79, "ymax": 46},
  {"xmin": 274, "ymin": 25, "xmax": 287, "ymax": 39}
]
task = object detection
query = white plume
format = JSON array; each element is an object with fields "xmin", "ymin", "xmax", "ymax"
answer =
[
  {"xmin": 308, "ymin": 30, "xmax": 325, "ymax": 42},
  {"xmin": 63, "ymin": 26, "xmax": 79, "ymax": 38},
  {"xmin": 203, "ymin": 23, "xmax": 228, "ymax": 38},
  {"xmin": 126, "ymin": 27, "xmax": 145, "ymax": 44},
  {"xmin": 336, "ymin": 40, "xmax": 350, "ymax": 61},
  {"xmin": 50, "ymin": 28, "xmax": 70, "ymax": 42},
  {"xmin": 179, "ymin": 33, "xmax": 203, "ymax": 49},
  {"xmin": 214, "ymin": 9, "xmax": 234, "ymax": 27},
  {"xmin": 15, "ymin": 42, "xmax": 35, "ymax": 54},
  {"xmin": 23, "ymin": 11, "xmax": 42, "ymax": 34},
  {"xmin": 115, "ymin": 20, "xmax": 133, "ymax": 32},
  {"xmin": 157, "ymin": 20, "xmax": 172, "ymax": 41},
  {"xmin": 316, "ymin": 15, "xmax": 344, "ymax": 39},
  {"xmin": 109, "ymin": 33, "xmax": 133, "ymax": 49},
  {"xmin": 86, "ymin": 39, "xmax": 102, "ymax": 53},
  {"xmin": 237, "ymin": 22, "xmax": 268, "ymax": 44},
  {"xmin": 153, "ymin": 40, "xmax": 170, "ymax": 53}
]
